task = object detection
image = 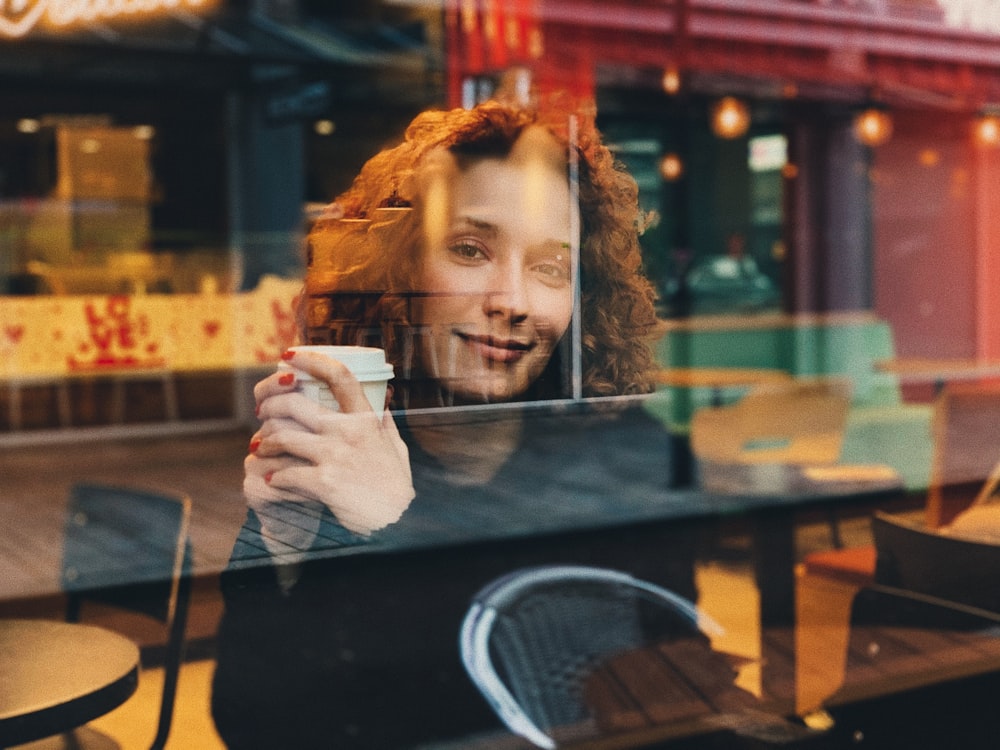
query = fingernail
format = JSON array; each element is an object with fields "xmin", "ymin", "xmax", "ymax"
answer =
[
  {"xmin": 281, "ymin": 350, "xmax": 296, "ymax": 361},
  {"xmin": 249, "ymin": 438, "xmax": 261, "ymax": 453},
  {"xmin": 264, "ymin": 471, "xmax": 274, "ymax": 484},
  {"xmin": 278, "ymin": 373, "xmax": 295, "ymax": 386}
]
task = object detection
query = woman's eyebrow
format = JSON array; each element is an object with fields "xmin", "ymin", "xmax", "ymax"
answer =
[
  {"xmin": 452, "ymin": 215, "xmax": 499, "ymax": 236},
  {"xmin": 543, "ymin": 239, "xmax": 572, "ymax": 251}
]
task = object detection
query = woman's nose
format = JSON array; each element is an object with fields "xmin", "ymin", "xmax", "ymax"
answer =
[{"xmin": 483, "ymin": 265, "xmax": 529, "ymax": 323}]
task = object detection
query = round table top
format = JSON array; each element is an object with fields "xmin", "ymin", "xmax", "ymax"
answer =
[{"xmin": 0, "ymin": 618, "xmax": 140, "ymax": 746}]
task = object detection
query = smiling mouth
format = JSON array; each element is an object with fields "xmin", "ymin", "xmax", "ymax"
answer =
[{"xmin": 455, "ymin": 332, "xmax": 534, "ymax": 363}]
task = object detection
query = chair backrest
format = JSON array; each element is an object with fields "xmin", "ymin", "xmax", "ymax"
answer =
[
  {"xmin": 872, "ymin": 511, "xmax": 1000, "ymax": 614},
  {"xmin": 460, "ymin": 565, "xmax": 727, "ymax": 748},
  {"xmin": 691, "ymin": 377, "xmax": 852, "ymax": 466},
  {"xmin": 61, "ymin": 482, "xmax": 193, "ymax": 750},
  {"xmin": 926, "ymin": 381, "xmax": 1000, "ymax": 527}
]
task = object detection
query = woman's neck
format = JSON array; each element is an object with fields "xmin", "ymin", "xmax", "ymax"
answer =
[{"xmin": 409, "ymin": 410, "xmax": 524, "ymax": 486}]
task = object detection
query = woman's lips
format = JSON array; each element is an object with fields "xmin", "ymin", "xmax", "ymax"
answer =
[{"xmin": 457, "ymin": 332, "xmax": 533, "ymax": 363}]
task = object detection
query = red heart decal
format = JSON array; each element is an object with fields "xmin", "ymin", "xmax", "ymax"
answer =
[
  {"xmin": 203, "ymin": 320, "xmax": 221, "ymax": 337},
  {"xmin": 5, "ymin": 325, "xmax": 24, "ymax": 343}
]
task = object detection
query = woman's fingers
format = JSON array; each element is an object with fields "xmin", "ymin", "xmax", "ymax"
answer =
[
  {"xmin": 256, "ymin": 349, "xmax": 388, "ymax": 422},
  {"xmin": 243, "ymin": 453, "xmax": 313, "ymax": 505},
  {"xmin": 280, "ymin": 350, "xmax": 375, "ymax": 414},
  {"xmin": 268, "ymin": 462, "xmax": 412, "ymax": 536},
  {"xmin": 254, "ymin": 368, "xmax": 301, "ymax": 404},
  {"xmin": 254, "ymin": 414, "xmax": 414, "ymax": 535}
]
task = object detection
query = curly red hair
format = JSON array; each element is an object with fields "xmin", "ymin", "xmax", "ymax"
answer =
[{"xmin": 302, "ymin": 99, "xmax": 658, "ymax": 401}]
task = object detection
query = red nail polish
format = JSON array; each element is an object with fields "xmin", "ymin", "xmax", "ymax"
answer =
[
  {"xmin": 249, "ymin": 438, "xmax": 261, "ymax": 453},
  {"xmin": 264, "ymin": 471, "xmax": 274, "ymax": 484},
  {"xmin": 278, "ymin": 373, "xmax": 295, "ymax": 386},
  {"xmin": 281, "ymin": 350, "xmax": 296, "ymax": 361}
]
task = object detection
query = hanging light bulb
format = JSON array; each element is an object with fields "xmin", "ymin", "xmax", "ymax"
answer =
[
  {"xmin": 974, "ymin": 112, "xmax": 1000, "ymax": 148},
  {"xmin": 659, "ymin": 152, "xmax": 684, "ymax": 181},
  {"xmin": 853, "ymin": 107, "xmax": 893, "ymax": 147},
  {"xmin": 710, "ymin": 97, "xmax": 751, "ymax": 139},
  {"xmin": 661, "ymin": 66, "xmax": 681, "ymax": 95}
]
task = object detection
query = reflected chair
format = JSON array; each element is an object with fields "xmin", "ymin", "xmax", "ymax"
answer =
[
  {"xmin": 872, "ymin": 508, "xmax": 1000, "ymax": 614},
  {"xmin": 691, "ymin": 378, "xmax": 853, "ymax": 471},
  {"xmin": 48, "ymin": 483, "xmax": 193, "ymax": 750},
  {"xmin": 924, "ymin": 381, "xmax": 1000, "ymax": 527},
  {"xmin": 796, "ymin": 381, "xmax": 1000, "ymax": 713},
  {"xmin": 459, "ymin": 565, "xmax": 772, "ymax": 749},
  {"xmin": 799, "ymin": 379, "xmax": 1000, "ymax": 590},
  {"xmin": 691, "ymin": 377, "xmax": 897, "ymax": 500}
]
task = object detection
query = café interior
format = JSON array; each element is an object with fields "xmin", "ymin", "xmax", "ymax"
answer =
[{"xmin": 5, "ymin": 0, "xmax": 1000, "ymax": 748}]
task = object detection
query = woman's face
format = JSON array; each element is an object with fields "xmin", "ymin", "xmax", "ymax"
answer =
[{"xmin": 415, "ymin": 127, "xmax": 575, "ymax": 403}]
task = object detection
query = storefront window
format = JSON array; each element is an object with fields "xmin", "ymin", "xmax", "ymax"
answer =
[
  {"xmin": 1, "ymin": 106, "xmax": 230, "ymax": 296},
  {"xmin": 6, "ymin": 2, "xmax": 1000, "ymax": 749}
]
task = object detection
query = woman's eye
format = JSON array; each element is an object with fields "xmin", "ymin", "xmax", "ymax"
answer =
[
  {"xmin": 448, "ymin": 241, "xmax": 487, "ymax": 261},
  {"xmin": 534, "ymin": 261, "xmax": 571, "ymax": 284}
]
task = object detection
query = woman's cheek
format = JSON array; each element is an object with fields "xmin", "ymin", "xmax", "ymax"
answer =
[{"xmin": 532, "ymin": 283, "xmax": 574, "ymax": 340}]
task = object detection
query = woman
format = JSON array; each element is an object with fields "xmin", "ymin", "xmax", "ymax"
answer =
[
  {"xmin": 212, "ymin": 98, "xmax": 700, "ymax": 749},
  {"xmin": 243, "ymin": 99, "xmax": 659, "ymax": 539}
]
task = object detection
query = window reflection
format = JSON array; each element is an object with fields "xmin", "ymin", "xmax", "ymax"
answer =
[{"xmin": 5, "ymin": 1, "xmax": 1000, "ymax": 749}]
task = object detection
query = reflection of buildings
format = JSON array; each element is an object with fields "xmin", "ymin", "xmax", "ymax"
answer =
[
  {"xmin": 0, "ymin": 1, "xmax": 441, "ymax": 295},
  {"xmin": 448, "ymin": 0, "xmax": 1000, "ymax": 361},
  {"xmin": 0, "ymin": 2, "xmax": 443, "ymax": 435}
]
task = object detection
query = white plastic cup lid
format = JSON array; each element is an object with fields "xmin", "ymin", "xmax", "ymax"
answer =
[{"xmin": 279, "ymin": 345, "xmax": 393, "ymax": 382}]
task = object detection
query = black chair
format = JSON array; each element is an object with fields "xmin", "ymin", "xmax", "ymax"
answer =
[
  {"xmin": 459, "ymin": 565, "xmax": 778, "ymax": 749},
  {"xmin": 872, "ymin": 510, "xmax": 1000, "ymax": 614},
  {"xmin": 51, "ymin": 483, "xmax": 193, "ymax": 750}
]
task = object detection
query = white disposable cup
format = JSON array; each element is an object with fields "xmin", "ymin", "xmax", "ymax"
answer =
[{"xmin": 278, "ymin": 345, "xmax": 394, "ymax": 413}]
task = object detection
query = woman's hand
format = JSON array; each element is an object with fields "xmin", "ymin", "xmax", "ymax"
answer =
[{"xmin": 244, "ymin": 350, "xmax": 414, "ymax": 536}]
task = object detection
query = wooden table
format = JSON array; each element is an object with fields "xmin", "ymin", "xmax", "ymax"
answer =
[
  {"xmin": 654, "ymin": 367, "xmax": 792, "ymax": 406},
  {"xmin": 653, "ymin": 367, "xmax": 792, "ymax": 389},
  {"xmin": 0, "ymin": 619, "xmax": 140, "ymax": 748},
  {"xmin": 876, "ymin": 357, "xmax": 1000, "ymax": 393}
]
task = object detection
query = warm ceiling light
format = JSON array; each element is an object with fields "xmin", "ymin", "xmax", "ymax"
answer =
[
  {"xmin": 853, "ymin": 107, "xmax": 893, "ymax": 147},
  {"xmin": 710, "ymin": 97, "xmax": 751, "ymax": 139},
  {"xmin": 975, "ymin": 113, "xmax": 1000, "ymax": 147},
  {"xmin": 918, "ymin": 149, "xmax": 940, "ymax": 167},
  {"xmin": 314, "ymin": 119, "xmax": 336, "ymax": 136},
  {"xmin": 16, "ymin": 118, "xmax": 40, "ymax": 133},
  {"xmin": 661, "ymin": 67, "xmax": 681, "ymax": 95},
  {"xmin": 132, "ymin": 125, "xmax": 155, "ymax": 140},
  {"xmin": 658, "ymin": 152, "xmax": 684, "ymax": 181}
]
